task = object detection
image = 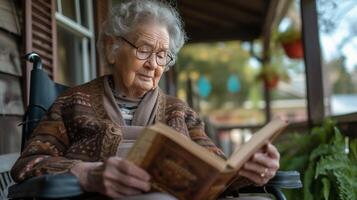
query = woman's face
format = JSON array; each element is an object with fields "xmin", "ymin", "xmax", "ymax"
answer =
[{"xmin": 110, "ymin": 23, "xmax": 170, "ymax": 96}]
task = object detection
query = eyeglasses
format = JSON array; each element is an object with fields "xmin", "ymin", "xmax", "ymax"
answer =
[{"xmin": 119, "ymin": 36, "xmax": 173, "ymax": 70}]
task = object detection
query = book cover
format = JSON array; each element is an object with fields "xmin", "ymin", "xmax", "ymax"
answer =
[{"xmin": 126, "ymin": 118, "xmax": 288, "ymax": 200}]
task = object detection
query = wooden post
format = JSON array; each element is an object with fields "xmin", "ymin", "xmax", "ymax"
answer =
[{"xmin": 301, "ymin": 0, "xmax": 325, "ymax": 127}]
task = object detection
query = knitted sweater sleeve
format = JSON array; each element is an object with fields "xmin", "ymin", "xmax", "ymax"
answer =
[
  {"xmin": 10, "ymin": 97, "xmax": 80, "ymax": 183},
  {"xmin": 184, "ymin": 107, "xmax": 226, "ymax": 159}
]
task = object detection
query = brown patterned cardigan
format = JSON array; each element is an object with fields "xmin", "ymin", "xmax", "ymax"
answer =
[{"xmin": 11, "ymin": 76, "xmax": 226, "ymax": 183}]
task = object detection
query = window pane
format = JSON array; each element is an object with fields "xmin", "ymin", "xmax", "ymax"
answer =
[
  {"xmin": 79, "ymin": 0, "xmax": 89, "ymax": 28},
  {"xmin": 177, "ymin": 42, "xmax": 265, "ymax": 126},
  {"xmin": 61, "ymin": 0, "xmax": 76, "ymax": 21},
  {"xmin": 57, "ymin": 26, "xmax": 84, "ymax": 86},
  {"xmin": 317, "ymin": 0, "xmax": 357, "ymax": 116}
]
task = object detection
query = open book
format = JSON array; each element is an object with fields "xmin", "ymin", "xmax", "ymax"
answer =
[{"xmin": 126, "ymin": 117, "xmax": 288, "ymax": 200}]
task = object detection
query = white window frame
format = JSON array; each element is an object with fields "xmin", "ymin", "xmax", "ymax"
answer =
[{"xmin": 55, "ymin": 0, "xmax": 96, "ymax": 83}]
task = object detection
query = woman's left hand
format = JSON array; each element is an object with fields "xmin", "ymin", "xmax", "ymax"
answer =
[{"xmin": 238, "ymin": 142, "xmax": 280, "ymax": 186}]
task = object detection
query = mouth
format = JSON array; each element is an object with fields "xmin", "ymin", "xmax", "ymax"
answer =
[{"xmin": 138, "ymin": 74, "xmax": 153, "ymax": 81}]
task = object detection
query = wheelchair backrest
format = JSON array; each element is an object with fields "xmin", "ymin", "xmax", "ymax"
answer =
[{"xmin": 21, "ymin": 53, "xmax": 69, "ymax": 150}]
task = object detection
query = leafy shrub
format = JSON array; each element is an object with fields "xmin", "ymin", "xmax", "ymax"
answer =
[{"xmin": 278, "ymin": 119, "xmax": 357, "ymax": 200}]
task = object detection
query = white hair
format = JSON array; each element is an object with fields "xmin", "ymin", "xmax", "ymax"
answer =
[{"xmin": 98, "ymin": 0, "xmax": 187, "ymax": 68}]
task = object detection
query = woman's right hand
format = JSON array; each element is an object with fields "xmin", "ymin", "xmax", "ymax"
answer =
[{"xmin": 71, "ymin": 157, "xmax": 151, "ymax": 198}]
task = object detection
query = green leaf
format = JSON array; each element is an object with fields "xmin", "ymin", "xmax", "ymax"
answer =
[
  {"xmin": 321, "ymin": 177, "xmax": 331, "ymax": 200},
  {"xmin": 310, "ymin": 144, "xmax": 330, "ymax": 163},
  {"xmin": 303, "ymin": 161, "xmax": 315, "ymax": 200},
  {"xmin": 333, "ymin": 127, "xmax": 344, "ymax": 145},
  {"xmin": 349, "ymin": 139, "xmax": 357, "ymax": 162}
]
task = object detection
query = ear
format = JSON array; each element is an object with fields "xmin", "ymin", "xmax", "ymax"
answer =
[{"xmin": 105, "ymin": 36, "xmax": 117, "ymax": 65}]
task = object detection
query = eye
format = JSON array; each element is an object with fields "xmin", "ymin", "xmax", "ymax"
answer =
[
  {"xmin": 137, "ymin": 50, "xmax": 151, "ymax": 55},
  {"xmin": 157, "ymin": 51, "xmax": 167, "ymax": 59}
]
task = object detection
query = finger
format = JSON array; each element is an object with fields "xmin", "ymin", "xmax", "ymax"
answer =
[
  {"xmin": 255, "ymin": 142, "xmax": 269, "ymax": 154},
  {"xmin": 103, "ymin": 168, "xmax": 150, "ymax": 192},
  {"xmin": 238, "ymin": 169, "xmax": 267, "ymax": 186},
  {"xmin": 103, "ymin": 158, "xmax": 124, "ymax": 179},
  {"xmin": 266, "ymin": 143, "xmax": 280, "ymax": 159},
  {"xmin": 116, "ymin": 170, "xmax": 151, "ymax": 192},
  {"xmin": 268, "ymin": 168, "xmax": 277, "ymax": 178},
  {"xmin": 243, "ymin": 161, "xmax": 276, "ymax": 180},
  {"xmin": 103, "ymin": 158, "xmax": 151, "ymax": 192},
  {"xmin": 243, "ymin": 161, "xmax": 268, "ymax": 176},
  {"xmin": 103, "ymin": 181, "xmax": 124, "ymax": 199},
  {"xmin": 252, "ymin": 152, "xmax": 279, "ymax": 170},
  {"xmin": 116, "ymin": 158, "xmax": 151, "ymax": 181}
]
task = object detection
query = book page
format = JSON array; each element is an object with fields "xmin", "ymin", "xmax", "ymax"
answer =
[
  {"xmin": 149, "ymin": 123, "xmax": 227, "ymax": 171},
  {"xmin": 226, "ymin": 117, "xmax": 288, "ymax": 169}
]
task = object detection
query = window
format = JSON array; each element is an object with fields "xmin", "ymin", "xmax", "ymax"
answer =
[
  {"xmin": 56, "ymin": 0, "xmax": 96, "ymax": 86},
  {"xmin": 317, "ymin": 0, "xmax": 357, "ymax": 116}
]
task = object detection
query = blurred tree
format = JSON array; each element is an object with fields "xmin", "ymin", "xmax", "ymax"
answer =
[
  {"xmin": 176, "ymin": 41, "xmax": 258, "ymax": 110},
  {"xmin": 327, "ymin": 57, "xmax": 357, "ymax": 94},
  {"xmin": 176, "ymin": 36, "xmax": 303, "ymax": 125}
]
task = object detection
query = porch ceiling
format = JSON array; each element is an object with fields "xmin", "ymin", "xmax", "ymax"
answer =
[{"xmin": 177, "ymin": 0, "xmax": 290, "ymax": 45}]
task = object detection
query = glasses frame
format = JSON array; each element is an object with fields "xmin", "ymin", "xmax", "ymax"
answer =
[{"xmin": 119, "ymin": 36, "xmax": 173, "ymax": 71}]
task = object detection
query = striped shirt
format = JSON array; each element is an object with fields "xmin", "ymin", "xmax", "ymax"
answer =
[{"xmin": 108, "ymin": 77, "xmax": 142, "ymax": 125}]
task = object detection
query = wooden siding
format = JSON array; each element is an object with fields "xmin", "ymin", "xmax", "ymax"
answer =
[
  {"xmin": 0, "ymin": 73, "xmax": 24, "ymax": 115},
  {"xmin": 0, "ymin": 0, "xmax": 20, "ymax": 35},
  {"xmin": 0, "ymin": 31, "xmax": 21, "ymax": 76},
  {"xmin": 0, "ymin": 116, "xmax": 22, "ymax": 154},
  {"xmin": 0, "ymin": 0, "xmax": 23, "ymax": 155}
]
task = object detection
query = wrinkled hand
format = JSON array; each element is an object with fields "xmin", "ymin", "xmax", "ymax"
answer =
[
  {"xmin": 72, "ymin": 157, "xmax": 151, "ymax": 198},
  {"xmin": 238, "ymin": 142, "xmax": 280, "ymax": 186}
]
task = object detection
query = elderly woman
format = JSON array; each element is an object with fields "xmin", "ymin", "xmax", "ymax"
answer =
[{"xmin": 11, "ymin": 0, "xmax": 280, "ymax": 199}]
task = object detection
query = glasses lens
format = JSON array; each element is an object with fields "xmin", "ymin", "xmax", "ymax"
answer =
[
  {"xmin": 136, "ymin": 46, "xmax": 173, "ymax": 67},
  {"xmin": 136, "ymin": 46, "xmax": 151, "ymax": 60},
  {"xmin": 156, "ymin": 51, "xmax": 167, "ymax": 66}
]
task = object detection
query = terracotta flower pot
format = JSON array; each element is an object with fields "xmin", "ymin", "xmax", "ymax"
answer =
[
  {"xmin": 257, "ymin": 73, "xmax": 279, "ymax": 90},
  {"xmin": 281, "ymin": 38, "xmax": 304, "ymax": 59},
  {"xmin": 264, "ymin": 75, "xmax": 279, "ymax": 90}
]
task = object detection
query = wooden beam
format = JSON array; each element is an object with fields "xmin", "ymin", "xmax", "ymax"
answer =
[
  {"xmin": 180, "ymin": 5, "xmax": 235, "ymax": 28},
  {"xmin": 182, "ymin": 17, "xmax": 207, "ymax": 30},
  {"xmin": 220, "ymin": 0, "xmax": 267, "ymax": 16},
  {"xmin": 187, "ymin": 26, "xmax": 261, "ymax": 43}
]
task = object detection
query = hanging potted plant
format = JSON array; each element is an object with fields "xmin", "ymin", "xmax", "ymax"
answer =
[
  {"xmin": 277, "ymin": 27, "xmax": 304, "ymax": 59},
  {"xmin": 256, "ymin": 64, "xmax": 290, "ymax": 90}
]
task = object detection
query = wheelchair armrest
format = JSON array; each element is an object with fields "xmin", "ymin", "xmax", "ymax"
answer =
[
  {"xmin": 236, "ymin": 171, "xmax": 302, "ymax": 200},
  {"xmin": 8, "ymin": 173, "xmax": 84, "ymax": 199},
  {"xmin": 266, "ymin": 170, "xmax": 302, "ymax": 189}
]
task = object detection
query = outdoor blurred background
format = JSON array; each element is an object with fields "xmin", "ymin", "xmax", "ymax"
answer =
[
  {"xmin": 0, "ymin": 0, "xmax": 356, "ymax": 199},
  {"xmin": 173, "ymin": 1, "xmax": 357, "ymax": 156}
]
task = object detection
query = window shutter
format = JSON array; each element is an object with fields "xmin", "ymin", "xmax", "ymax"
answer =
[{"xmin": 24, "ymin": 0, "xmax": 57, "ymax": 104}]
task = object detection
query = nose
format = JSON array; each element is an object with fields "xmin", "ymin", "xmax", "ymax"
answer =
[{"xmin": 145, "ymin": 53, "xmax": 158, "ymax": 69}]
